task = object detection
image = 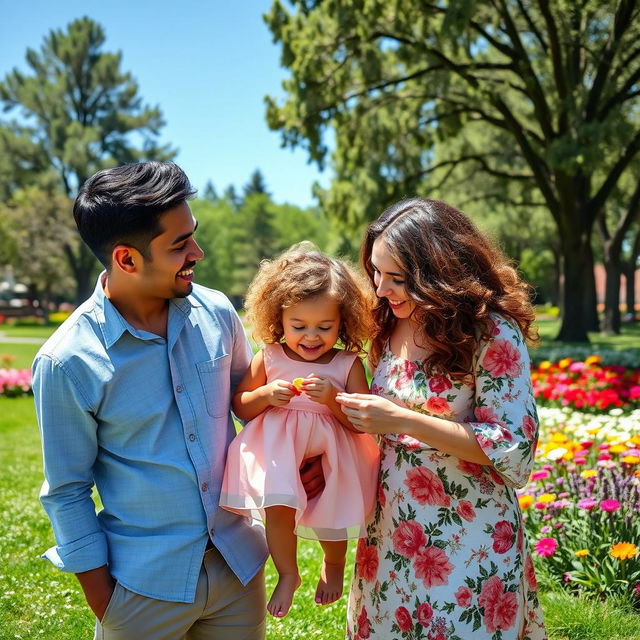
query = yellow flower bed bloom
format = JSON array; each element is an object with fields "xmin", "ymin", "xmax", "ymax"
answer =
[
  {"xmin": 610, "ymin": 542, "xmax": 638, "ymax": 561},
  {"xmin": 574, "ymin": 549, "xmax": 590, "ymax": 557}
]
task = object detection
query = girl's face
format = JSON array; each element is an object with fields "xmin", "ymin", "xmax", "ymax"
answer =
[
  {"xmin": 281, "ymin": 293, "xmax": 341, "ymax": 361},
  {"xmin": 371, "ymin": 237, "xmax": 416, "ymax": 320}
]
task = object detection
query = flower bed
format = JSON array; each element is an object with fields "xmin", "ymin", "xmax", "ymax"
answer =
[
  {"xmin": 531, "ymin": 356, "xmax": 640, "ymax": 412},
  {"xmin": 520, "ymin": 406, "xmax": 640, "ymax": 603},
  {"xmin": 0, "ymin": 368, "xmax": 32, "ymax": 397}
]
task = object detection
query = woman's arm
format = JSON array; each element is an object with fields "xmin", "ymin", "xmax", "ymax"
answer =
[
  {"xmin": 231, "ymin": 350, "xmax": 297, "ymax": 421},
  {"xmin": 335, "ymin": 393, "xmax": 492, "ymax": 464}
]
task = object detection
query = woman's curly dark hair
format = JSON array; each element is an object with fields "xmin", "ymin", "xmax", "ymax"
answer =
[
  {"xmin": 245, "ymin": 242, "xmax": 376, "ymax": 352},
  {"xmin": 362, "ymin": 198, "xmax": 538, "ymax": 379}
]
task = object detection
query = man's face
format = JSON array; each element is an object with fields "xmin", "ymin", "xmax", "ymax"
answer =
[{"xmin": 136, "ymin": 202, "xmax": 204, "ymax": 300}]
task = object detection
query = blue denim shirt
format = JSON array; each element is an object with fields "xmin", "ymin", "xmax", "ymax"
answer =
[{"xmin": 33, "ymin": 276, "xmax": 268, "ymax": 602}]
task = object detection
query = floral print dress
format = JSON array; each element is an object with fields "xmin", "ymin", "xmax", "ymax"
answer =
[{"xmin": 347, "ymin": 316, "xmax": 547, "ymax": 640}]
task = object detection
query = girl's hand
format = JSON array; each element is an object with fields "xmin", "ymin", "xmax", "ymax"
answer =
[
  {"xmin": 301, "ymin": 375, "xmax": 336, "ymax": 405},
  {"xmin": 264, "ymin": 379, "xmax": 297, "ymax": 406},
  {"xmin": 335, "ymin": 392, "xmax": 407, "ymax": 435}
]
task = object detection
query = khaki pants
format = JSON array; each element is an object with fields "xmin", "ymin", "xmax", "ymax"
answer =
[{"xmin": 95, "ymin": 547, "xmax": 266, "ymax": 640}]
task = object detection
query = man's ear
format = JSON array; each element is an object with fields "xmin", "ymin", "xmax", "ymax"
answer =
[{"xmin": 112, "ymin": 245, "xmax": 141, "ymax": 274}]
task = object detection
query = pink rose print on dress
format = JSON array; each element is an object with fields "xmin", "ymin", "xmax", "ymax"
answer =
[
  {"xmin": 454, "ymin": 586, "xmax": 473, "ymax": 608},
  {"xmin": 416, "ymin": 601, "xmax": 434, "ymax": 626},
  {"xmin": 478, "ymin": 575, "xmax": 518, "ymax": 633},
  {"xmin": 457, "ymin": 459, "xmax": 484, "ymax": 478},
  {"xmin": 413, "ymin": 545, "xmax": 454, "ymax": 588},
  {"xmin": 521, "ymin": 415, "xmax": 537, "ymax": 440},
  {"xmin": 377, "ymin": 483, "xmax": 386, "ymax": 507},
  {"xmin": 357, "ymin": 605, "xmax": 371, "ymax": 638},
  {"xmin": 392, "ymin": 519, "xmax": 427, "ymax": 558},
  {"xmin": 356, "ymin": 539, "xmax": 379, "ymax": 582},
  {"xmin": 395, "ymin": 361, "xmax": 418, "ymax": 389},
  {"xmin": 488, "ymin": 467, "xmax": 506, "ymax": 485},
  {"xmin": 474, "ymin": 406, "xmax": 501, "ymax": 423},
  {"xmin": 404, "ymin": 467, "xmax": 451, "ymax": 506},
  {"xmin": 429, "ymin": 375, "xmax": 452, "ymax": 394},
  {"xmin": 425, "ymin": 396, "xmax": 451, "ymax": 415},
  {"xmin": 456, "ymin": 500, "xmax": 477, "ymax": 523},
  {"xmin": 395, "ymin": 606, "xmax": 413, "ymax": 633},
  {"xmin": 483, "ymin": 339, "xmax": 521, "ymax": 377},
  {"xmin": 525, "ymin": 553, "xmax": 538, "ymax": 590},
  {"xmin": 491, "ymin": 520, "xmax": 515, "ymax": 553}
]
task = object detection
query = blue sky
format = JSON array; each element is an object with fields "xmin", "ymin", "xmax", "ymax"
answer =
[{"xmin": 0, "ymin": 0, "xmax": 330, "ymax": 207}]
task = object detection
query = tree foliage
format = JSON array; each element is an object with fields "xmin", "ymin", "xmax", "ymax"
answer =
[{"xmin": 265, "ymin": 0, "xmax": 640, "ymax": 342}]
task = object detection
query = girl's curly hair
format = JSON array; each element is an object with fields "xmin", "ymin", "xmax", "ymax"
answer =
[
  {"xmin": 245, "ymin": 242, "xmax": 376, "ymax": 352},
  {"xmin": 362, "ymin": 198, "xmax": 539, "ymax": 379}
]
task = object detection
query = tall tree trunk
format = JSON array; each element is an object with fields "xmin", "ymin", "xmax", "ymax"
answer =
[
  {"xmin": 602, "ymin": 258, "xmax": 622, "ymax": 334},
  {"xmin": 624, "ymin": 229, "xmax": 640, "ymax": 321},
  {"xmin": 64, "ymin": 242, "xmax": 99, "ymax": 304}
]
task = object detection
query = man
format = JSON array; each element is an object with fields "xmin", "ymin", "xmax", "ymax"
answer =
[{"xmin": 33, "ymin": 161, "xmax": 320, "ymax": 639}]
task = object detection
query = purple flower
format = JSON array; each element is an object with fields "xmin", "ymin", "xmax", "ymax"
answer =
[{"xmin": 578, "ymin": 498, "xmax": 597, "ymax": 510}]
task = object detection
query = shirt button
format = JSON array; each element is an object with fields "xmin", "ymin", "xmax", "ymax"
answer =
[
  {"xmin": 201, "ymin": 482, "xmax": 208, "ymax": 492},
  {"xmin": 176, "ymin": 385, "xmax": 183, "ymax": 393},
  {"xmin": 188, "ymin": 434, "xmax": 196, "ymax": 441}
]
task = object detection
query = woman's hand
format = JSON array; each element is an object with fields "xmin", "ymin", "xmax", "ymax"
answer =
[
  {"xmin": 335, "ymin": 392, "xmax": 407, "ymax": 435},
  {"xmin": 263, "ymin": 380, "xmax": 297, "ymax": 407},
  {"xmin": 301, "ymin": 375, "xmax": 336, "ymax": 405}
]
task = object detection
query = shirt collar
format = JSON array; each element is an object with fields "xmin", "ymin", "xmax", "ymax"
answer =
[{"xmin": 91, "ymin": 273, "xmax": 200, "ymax": 349}]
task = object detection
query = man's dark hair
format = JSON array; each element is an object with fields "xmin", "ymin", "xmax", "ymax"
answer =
[{"xmin": 73, "ymin": 161, "xmax": 197, "ymax": 268}]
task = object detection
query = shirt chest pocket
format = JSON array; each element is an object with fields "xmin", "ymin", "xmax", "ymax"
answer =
[{"xmin": 197, "ymin": 354, "xmax": 231, "ymax": 417}]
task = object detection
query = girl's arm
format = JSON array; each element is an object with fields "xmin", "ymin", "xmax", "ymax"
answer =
[
  {"xmin": 232, "ymin": 350, "xmax": 297, "ymax": 421},
  {"xmin": 302, "ymin": 357, "xmax": 369, "ymax": 433}
]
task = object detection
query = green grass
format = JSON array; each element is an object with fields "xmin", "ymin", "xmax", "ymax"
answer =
[
  {"xmin": 536, "ymin": 317, "xmax": 640, "ymax": 350},
  {"xmin": 2, "ymin": 396, "xmax": 640, "ymax": 639}
]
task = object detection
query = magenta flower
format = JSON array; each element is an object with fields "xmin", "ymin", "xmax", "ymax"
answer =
[
  {"xmin": 535, "ymin": 537, "xmax": 558, "ymax": 558},
  {"xmin": 577, "ymin": 498, "xmax": 597, "ymax": 510},
  {"xmin": 600, "ymin": 499, "xmax": 621, "ymax": 513}
]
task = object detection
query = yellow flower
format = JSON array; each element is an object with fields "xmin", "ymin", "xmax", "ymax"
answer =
[
  {"xmin": 518, "ymin": 495, "xmax": 534, "ymax": 510},
  {"xmin": 551, "ymin": 432, "xmax": 568, "ymax": 443},
  {"xmin": 538, "ymin": 361, "xmax": 552, "ymax": 370},
  {"xmin": 537, "ymin": 493, "xmax": 556, "ymax": 504},
  {"xmin": 609, "ymin": 444, "xmax": 627, "ymax": 454},
  {"xmin": 631, "ymin": 435, "xmax": 640, "ymax": 446},
  {"xmin": 558, "ymin": 357, "xmax": 572, "ymax": 369},
  {"xmin": 584, "ymin": 355, "xmax": 601, "ymax": 366},
  {"xmin": 574, "ymin": 549, "xmax": 590, "ymax": 557},
  {"xmin": 622, "ymin": 455, "xmax": 640, "ymax": 465},
  {"xmin": 610, "ymin": 542, "xmax": 638, "ymax": 561},
  {"xmin": 580, "ymin": 469, "xmax": 597, "ymax": 479}
]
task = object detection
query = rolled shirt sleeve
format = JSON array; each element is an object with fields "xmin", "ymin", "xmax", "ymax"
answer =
[
  {"xmin": 33, "ymin": 354, "xmax": 108, "ymax": 573},
  {"xmin": 468, "ymin": 317, "xmax": 539, "ymax": 489}
]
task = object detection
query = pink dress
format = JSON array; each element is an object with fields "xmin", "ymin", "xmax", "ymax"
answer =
[{"xmin": 220, "ymin": 344, "xmax": 380, "ymax": 541}]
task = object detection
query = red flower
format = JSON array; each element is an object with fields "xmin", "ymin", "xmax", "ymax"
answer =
[
  {"xmin": 429, "ymin": 375, "xmax": 452, "ymax": 394},
  {"xmin": 357, "ymin": 605, "xmax": 371, "ymax": 638},
  {"xmin": 456, "ymin": 500, "xmax": 476, "ymax": 523},
  {"xmin": 395, "ymin": 606, "xmax": 413, "ymax": 632},
  {"xmin": 488, "ymin": 467, "xmax": 506, "ymax": 486},
  {"xmin": 474, "ymin": 406, "xmax": 500, "ymax": 422},
  {"xmin": 392, "ymin": 519, "xmax": 427, "ymax": 558},
  {"xmin": 521, "ymin": 415, "xmax": 537, "ymax": 440},
  {"xmin": 416, "ymin": 601, "xmax": 433, "ymax": 626},
  {"xmin": 457, "ymin": 459, "xmax": 484, "ymax": 478},
  {"xmin": 491, "ymin": 520, "xmax": 515, "ymax": 554},
  {"xmin": 478, "ymin": 575, "xmax": 518, "ymax": 633},
  {"xmin": 356, "ymin": 539, "xmax": 379, "ymax": 582},
  {"xmin": 483, "ymin": 339, "xmax": 522, "ymax": 378},
  {"xmin": 525, "ymin": 553, "xmax": 537, "ymax": 590},
  {"xmin": 404, "ymin": 467, "xmax": 451, "ymax": 506},
  {"xmin": 377, "ymin": 483, "xmax": 386, "ymax": 507},
  {"xmin": 454, "ymin": 586, "xmax": 473, "ymax": 608},
  {"xmin": 413, "ymin": 545, "xmax": 454, "ymax": 588},
  {"xmin": 425, "ymin": 396, "xmax": 451, "ymax": 415}
]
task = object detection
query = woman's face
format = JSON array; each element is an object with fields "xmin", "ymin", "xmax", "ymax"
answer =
[{"xmin": 371, "ymin": 237, "xmax": 416, "ymax": 320}]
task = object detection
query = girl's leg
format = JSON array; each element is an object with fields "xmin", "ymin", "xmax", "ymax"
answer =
[
  {"xmin": 315, "ymin": 540, "xmax": 347, "ymax": 605},
  {"xmin": 264, "ymin": 506, "xmax": 301, "ymax": 618}
]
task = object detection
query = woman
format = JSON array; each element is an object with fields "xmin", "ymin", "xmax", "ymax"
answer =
[{"xmin": 336, "ymin": 199, "xmax": 547, "ymax": 640}]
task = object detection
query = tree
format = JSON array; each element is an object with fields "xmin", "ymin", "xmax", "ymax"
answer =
[
  {"xmin": 0, "ymin": 17, "xmax": 174, "ymax": 301},
  {"xmin": 265, "ymin": 0, "xmax": 640, "ymax": 342},
  {"xmin": 203, "ymin": 180, "xmax": 219, "ymax": 202},
  {"xmin": 243, "ymin": 168, "xmax": 271, "ymax": 199}
]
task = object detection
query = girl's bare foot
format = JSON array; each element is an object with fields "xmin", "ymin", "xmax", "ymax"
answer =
[
  {"xmin": 267, "ymin": 572, "xmax": 302, "ymax": 618},
  {"xmin": 314, "ymin": 560, "xmax": 345, "ymax": 605}
]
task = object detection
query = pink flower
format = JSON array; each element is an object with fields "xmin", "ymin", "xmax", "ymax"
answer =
[
  {"xmin": 429, "ymin": 375, "xmax": 452, "ymax": 394},
  {"xmin": 521, "ymin": 415, "xmax": 537, "ymax": 440},
  {"xmin": 530, "ymin": 470, "xmax": 550, "ymax": 482},
  {"xmin": 357, "ymin": 606, "xmax": 371, "ymax": 638},
  {"xmin": 457, "ymin": 460, "xmax": 484, "ymax": 478},
  {"xmin": 478, "ymin": 575, "xmax": 518, "ymax": 633},
  {"xmin": 413, "ymin": 545, "xmax": 454, "ymax": 588},
  {"xmin": 483, "ymin": 339, "xmax": 522, "ymax": 378},
  {"xmin": 416, "ymin": 602, "xmax": 433, "ymax": 626},
  {"xmin": 474, "ymin": 406, "xmax": 500, "ymax": 422},
  {"xmin": 395, "ymin": 606, "xmax": 413, "ymax": 632},
  {"xmin": 456, "ymin": 500, "xmax": 476, "ymax": 523},
  {"xmin": 356, "ymin": 539, "xmax": 379, "ymax": 582},
  {"xmin": 535, "ymin": 537, "xmax": 558, "ymax": 558},
  {"xmin": 491, "ymin": 521, "xmax": 515, "ymax": 554},
  {"xmin": 425, "ymin": 396, "xmax": 451, "ymax": 415},
  {"xmin": 404, "ymin": 467, "xmax": 451, "ymax": 507},
  {"xmin": 392, "ymin": 520, "xmax": 427, "ymax": 559},
  {"xmin": 455, "ymin": 586, "xmax": 473, "ymax": 608},
  {"xmin": 577, "ymin": 498, "xmax": 597, "ymax": 510},
  {"xmin": 600, "ymin": 499, "xmax": 621, "ymax": 512},
  {"xmin": 525, "ymin": 553, "xmax": 537, "ymax": 590}
]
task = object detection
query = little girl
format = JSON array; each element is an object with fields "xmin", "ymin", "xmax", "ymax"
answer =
[{"xmin": 220, "ymin": 244, "xmax": 380, "ymax": 618}]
